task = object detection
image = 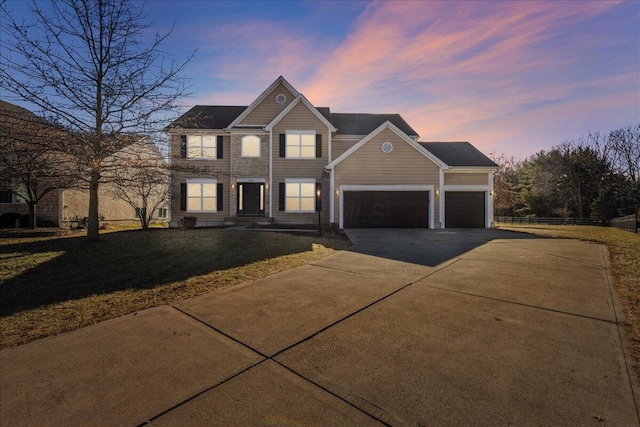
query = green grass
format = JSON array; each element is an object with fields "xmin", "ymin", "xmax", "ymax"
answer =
[
  {"xmin": 0, "ymin": 228, "xmax": 350, "ymax": 349},
  {"xmin": 496, "ymin": 224, "xmax": 640, "ymax": 376}
]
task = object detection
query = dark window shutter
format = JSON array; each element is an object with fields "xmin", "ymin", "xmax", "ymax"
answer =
[
  {"xmin": 316, "ymin": 183, "xmax": 322, "ymax": 211},
  {"xmin": 315, "ymin": 134, "xmax": 322, "ymax": 158},
  {"xmin": 217, "ymin": 183, "xmax": 223, "ymax": 211},
  {"xmin": 180, "ymin": 183, "xmax": 187, "ymax": 211},
  {"xmin": 180, "ymin": 135, "xmax": 187, "ymax": 158},
  {"xmin": 279, "ymin": 134, "xmax": 286, "ymax": 157},
  {"xmin": 217, "ymin": 136, "xmax": 223, "ymax": 159},
  {"xmin": 279, "ymin": 183, "xmax": 285, "ymax": 211}
]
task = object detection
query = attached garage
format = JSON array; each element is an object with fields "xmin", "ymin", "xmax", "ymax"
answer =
[
  {"xmin": 445, "ymin": 192, "xmax": 486, "ymax": 228},
  {"xmin": 343, "ymin": 191, "xmax": 429, "ymax": 228}
]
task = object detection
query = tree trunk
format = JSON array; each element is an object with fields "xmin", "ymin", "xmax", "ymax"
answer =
[
  {"xmin": 87, "ymin": 170, "xmax": 100, "ymax": 242},
  {"xmin": 140, "ymin": 195, "xmax": 149, "ymax": 229},
  {"xmin": 28, "ymin": 202, "xmax": 37, "ymax": 229}
]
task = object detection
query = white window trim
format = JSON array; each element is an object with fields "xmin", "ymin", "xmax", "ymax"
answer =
[
  {"xmin": 285, "ymin": 130, "xmax": 316, "ymax": 159},
  {"xmin": 241, "ymin": 135, "xmax": 261, "ymax": 158},
  {"xmin": 187, "ymin": 135, "xmax": 217, "ymax": 160},
  {"xmin": 285, "ymin": 178, "xmax": 316, "ymax": 213},
  {"xmin": 186, "ymin": 179, "xmax": 218, "ymax": 213}
]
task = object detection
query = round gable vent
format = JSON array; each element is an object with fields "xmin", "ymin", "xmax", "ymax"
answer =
[
  {"xmin": 381, "ymin": 142, "xmax": 393, "ymax": 153},
  {"xmin": 275, "ymin": 94, "xmax": 287, "ymax": 104}
]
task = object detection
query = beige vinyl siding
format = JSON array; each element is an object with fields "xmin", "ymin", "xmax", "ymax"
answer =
[
  {"xmin": 62, "ymin": 187, "xmax": 138, "ymax": 222},
  {"xmin": 238, "ymin": 83, "xmax": 296, "ymax": 126},
  {"xmin": 272, "ymin": 102, "xmax": 329, "ymax": 225},
  {"xmin": 444, "ymin": 172, "xmax": 488, "ymax": 186},
  {"xmin": 333, "ymin": 128, "xmax": 441, "ymax": 225},
  {"xmin": 332, "ymin": 135, "xmax": 361, "ymax": 161}
]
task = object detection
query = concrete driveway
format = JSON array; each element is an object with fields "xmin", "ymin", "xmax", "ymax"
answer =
[{"xmin": 1, "ymin": 228, "xmax": 638, "ymax": 426}]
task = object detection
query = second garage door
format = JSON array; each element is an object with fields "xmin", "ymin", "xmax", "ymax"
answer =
[
  {"xmin": 445, "ymin": 191, "xmax": 485, "ymax": 228},
  {"xmin": 343, "ymin": 191, "xmax": 429, "ymax": 228}
]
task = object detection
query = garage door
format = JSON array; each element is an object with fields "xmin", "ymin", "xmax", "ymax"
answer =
[
  {"xmin": 445, "ymin": 192, "xmax": 485, "ymax": 228},
  {"xmin": 343, "ymin": 191, "xmax": 429, "ymax": 228}
]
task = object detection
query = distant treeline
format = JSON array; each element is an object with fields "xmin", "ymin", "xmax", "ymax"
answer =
[{"xmin": 492, "ymin": 123, "xmax": 639, "ymax": 220}]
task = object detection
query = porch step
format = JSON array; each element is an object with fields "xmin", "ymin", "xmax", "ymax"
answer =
[{"xmin": 225, "ymin": 217, "xmax": 274, "ymax": 227}]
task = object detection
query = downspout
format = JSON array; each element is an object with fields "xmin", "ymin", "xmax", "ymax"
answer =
[
  {"xmin": 329, "ymin": 168, "xmax": 335, "ymax": 224},
  {"xmin": 439, "ymin": 168, "xmax": 445, "ymax": 228},
  {"xmin": 488, "ymin": 171, "xmax": 495, "ymax": 228},
  {"xmin": 269, "ymin": 130, "xmax": 273, "ymax": 218}
]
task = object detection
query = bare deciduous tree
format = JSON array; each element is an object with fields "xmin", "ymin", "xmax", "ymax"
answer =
[
  {"xmin": 0, "ymin": 0, "xmax": 194, "ymax": 241},
  {"xmin": 608, "ymin": 124, "xmax": 640, "ymax": 183},
  {"xmin": 108, "ymin": 140, "xmax": 168, "ymax": 229},
  {"xmin": 489, "ymin": 153, "xmax": 523, "ymax": 216}
]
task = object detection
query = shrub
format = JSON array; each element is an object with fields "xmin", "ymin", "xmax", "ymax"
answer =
[{"xmin": 179, "ymin": 216, "xmax": 197, "ymax": 229}]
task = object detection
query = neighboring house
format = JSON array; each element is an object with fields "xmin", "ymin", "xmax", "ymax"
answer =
[
  {"xmin": 0, "ymin": 186, "xmax": 167, "ymax": 228},
  {"xmin": 0, "ymin": 100, "xmax": 168, "ymax": 228},
  {"xmin": 166, "ymin": 76, "xmax": 498, "ymax": 229}
]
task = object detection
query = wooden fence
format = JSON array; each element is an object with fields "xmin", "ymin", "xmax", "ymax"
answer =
[
  {"xmin": 610, "ymin": 214, "xmax": 638, "ymax": 233},
  {"xmin": 494, "ymin": 216, "xmax": 605, "ymax": 226}
]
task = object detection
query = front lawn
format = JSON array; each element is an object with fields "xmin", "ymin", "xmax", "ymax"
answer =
[
  {"xmin": 496, "ymin": 224, "xmax": 640, "ymax": 376},
  {"xmin": 0, "ymin": 228, "xmax": 350, "ymax": 349}
]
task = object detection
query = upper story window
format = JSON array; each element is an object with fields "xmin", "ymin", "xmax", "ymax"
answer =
[
  {"xmin": 187, "ymin": 135, "xmax": 217, "ymax": 159},
  {"xmin": 286, "ymin": 131, "xmax": 316, "ymax": 159},
  {"xmin": 241, "ymin": 135, "xmax": 261, "ymax": 157}
]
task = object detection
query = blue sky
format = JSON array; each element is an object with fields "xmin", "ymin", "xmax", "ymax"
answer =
[{"xmin": 4, "ymin": 0, "xmax": 639, "ymax": 158}]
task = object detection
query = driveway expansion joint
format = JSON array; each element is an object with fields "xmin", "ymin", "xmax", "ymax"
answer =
[
  {"xmin": 136, "ymin": 359, "xmax": 269, "ymax": 427},
  {"xmin": 419, "ymin": 282, "xmax": 620, "ymax": 325},
  {"xmin": 498, "ymin": 240, "xmax": 607, "ymax": 269}
]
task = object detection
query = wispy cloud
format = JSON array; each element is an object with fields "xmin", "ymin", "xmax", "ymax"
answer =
[
  {"xmin": 170, "ymin": 0, "xmax": 638, "ymax": 157},
  {"xmin": 299, "ymin": 1, "xmax": 638, "ymax": 155}
]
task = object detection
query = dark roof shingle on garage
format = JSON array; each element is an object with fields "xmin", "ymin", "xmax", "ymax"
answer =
[
  {"xmin": 419, "ymin": 142, "xmax": 498, "ymax": 167},
  {"xmin": 330, "ymin": 113, "xmax": 418, "ymax": 137}
]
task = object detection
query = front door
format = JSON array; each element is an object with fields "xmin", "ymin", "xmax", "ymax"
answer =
[{"xmin": 237, "ymin": 183, "xmax": 264, "ymax": 216}]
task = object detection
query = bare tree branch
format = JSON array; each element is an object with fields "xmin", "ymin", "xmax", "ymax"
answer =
[{"xmin": 0, "ymin": 0, "xmax": 195, "ymax": 241}]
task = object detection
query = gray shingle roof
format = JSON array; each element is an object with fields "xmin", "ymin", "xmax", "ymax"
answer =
[
  {"xmin": 316, "ymin": 107, "xmax": 332, "ymax": 124},
  {"xmin": 419, "ymin": 142, "xmax": 498, "ymax": 167},
  {"xmin": 331, "ymin": 113, "xmax": 418, "ymax": 137},
  {"xmin": 168, "ymin": 106, "xmax": 248, "ymax": 129}
]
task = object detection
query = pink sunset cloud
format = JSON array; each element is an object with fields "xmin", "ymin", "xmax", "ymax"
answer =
[
  {"xmin": 297, "ymin": 1, "xmax": 636, "ymax": 156},
  {"xmin": 154, "ymin": 0, "xmax": 637, "ymax": 158}
]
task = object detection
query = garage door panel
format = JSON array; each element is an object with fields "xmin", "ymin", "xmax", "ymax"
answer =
[
  {"xmin": 445, "ymin": 192, "xmax": 485, "ymax": 228},
  {"xmin": 344, "ymin": 191, "xmax": 429, "ymax": 228}
]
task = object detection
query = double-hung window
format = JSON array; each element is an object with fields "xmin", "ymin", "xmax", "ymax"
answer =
[
  {"xmin": 285, "ymin": 179, "xmax": 316, "ymax": 212},
  {"xmin": 187, "ymin": 180, "xmax": 217, "ymax": 212},
  {"xmin": 187, "ymin": 135, "xmax": 217, "ymax": 159},
  {"xmin": 286, "ymin": 131, "xmax": 316, "ymax": 159}
]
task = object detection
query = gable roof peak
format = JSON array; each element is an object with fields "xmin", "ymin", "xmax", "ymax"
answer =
[
  {"xmin": 226, "ymin": 76, "xmax": 300, "ymax": 129},
  {"xmin": 265, "ymin": 93, "xmax": 337, "ymax": 132},
  {"xmin": 327, "ymin": 120, "xmax": 447, "ymax": 170}
]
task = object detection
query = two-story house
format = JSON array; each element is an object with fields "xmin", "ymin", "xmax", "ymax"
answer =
[{"xmin": 166, "ymin": 76, "xmax": 498, "ymax": 229}]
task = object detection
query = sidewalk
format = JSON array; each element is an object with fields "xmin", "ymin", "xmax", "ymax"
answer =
[{"xmin": 1, "ymin": 229, "xmax": 638, "ymax": 426}]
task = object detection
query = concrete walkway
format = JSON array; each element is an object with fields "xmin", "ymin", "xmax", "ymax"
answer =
[{"xmin": 1, "ymin": 229, "xmax": 638, "ymax": 426}]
